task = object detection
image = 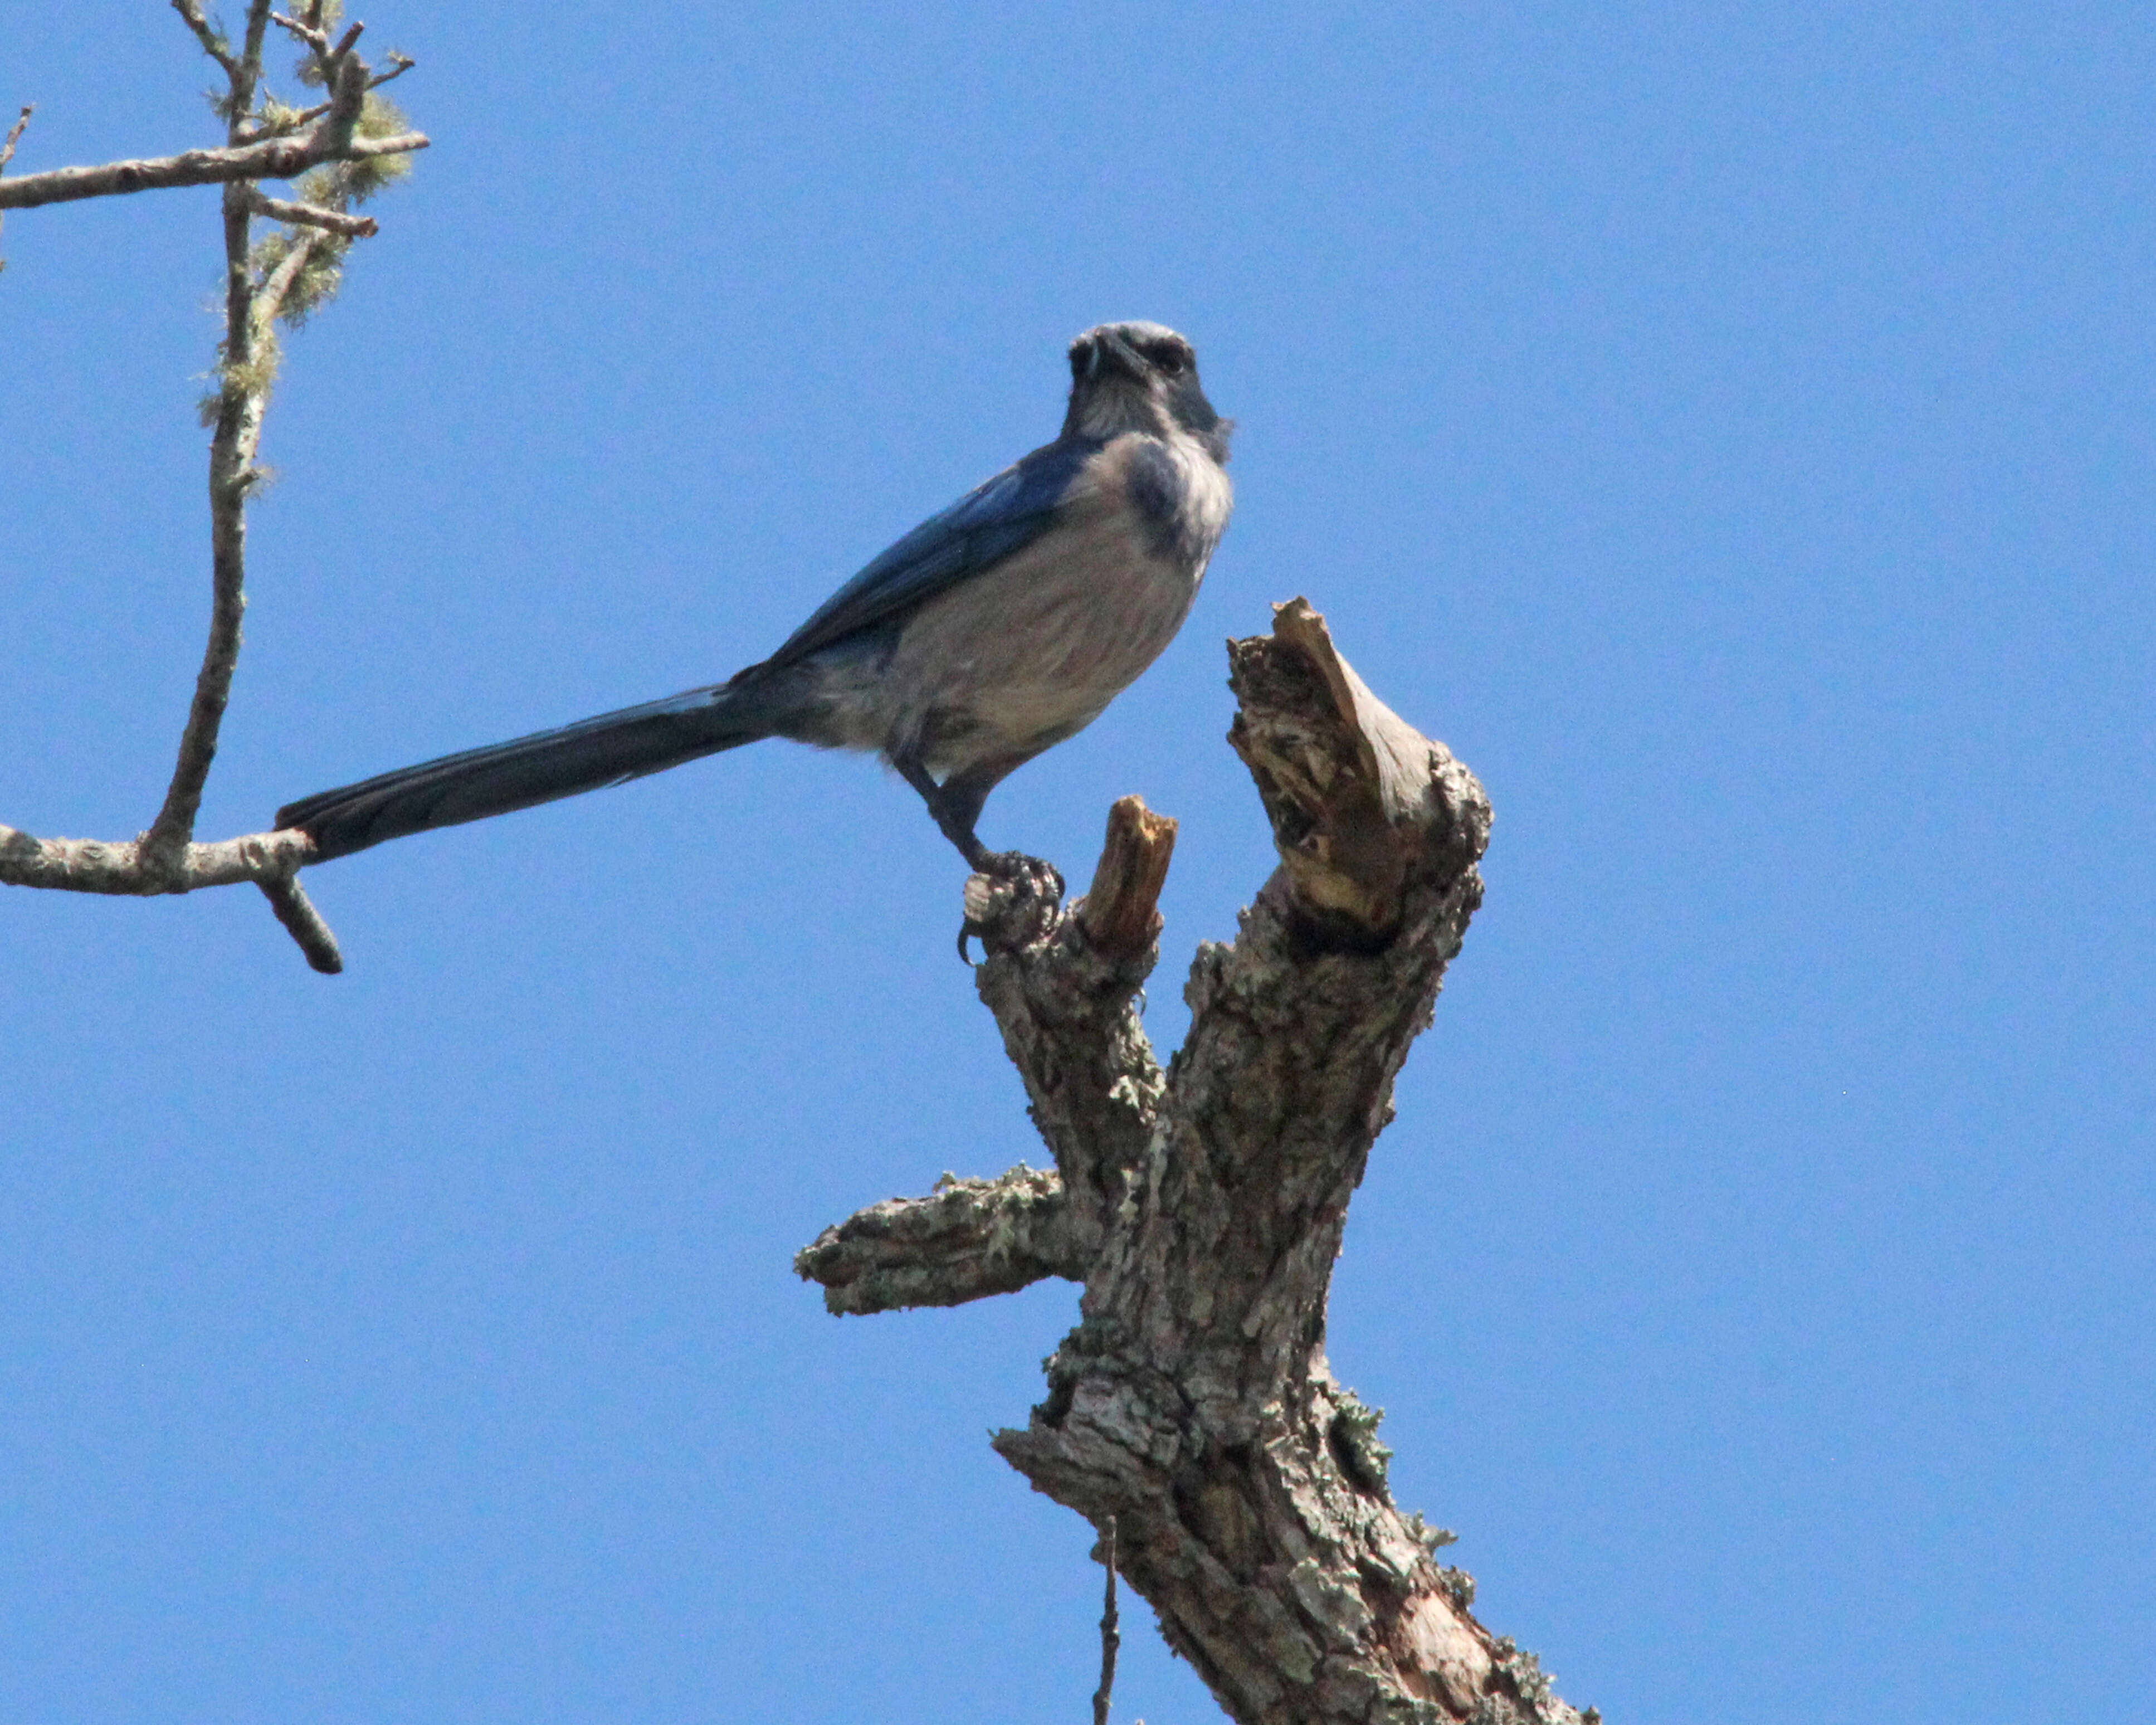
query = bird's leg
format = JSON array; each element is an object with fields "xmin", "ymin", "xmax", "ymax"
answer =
[
  {"xmin": 893, "ymin": 756, "xmax": 991, "ymax": 868},
  {"xmin": 938, "ymin": 759, "xmax": 1065, "ymax": 895},
  {"xmin": 894, "ymin": 754, "xmax": 1064, "ymax": 959}
]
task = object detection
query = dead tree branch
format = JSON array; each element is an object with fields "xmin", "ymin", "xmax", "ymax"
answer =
[
  {"xmin": 170, "ymin": 0, "xmax": 242, "ymax": 80},
  {"xmin": 0, "ymin": 4, "xmax": 425, "ymax": 213},
  {"xmin": 0, "ymin": 822, "xmax": 314, "ymax": 894},
  {"xmin": 802, "ymin": 602, "xmax": 1595, "ymax": 1724},
  {"xmin": 1, "ymin": 6, "xmax": 418, "ymax": 974},
  {"xmin": 1095, "ymin": 1514, "xmax": 1122, "ymax": 1725},
  {"xmin": 241, "ymin": 187, "xmax": 378, "ymax": 235},
  {"xmin": 797, "ymin": 1164, "xmax": 1084, "ymax": 1315},
  {"xmin": 0, "ymin": 105, "xmax": 30, "ymax": 174},
  {"xmin": 0, "ymin": 823, "xmax": 340, "ymax": 972},
  {"xmin": 235, "ymin": 57, "xmax": 414, "ymax": 143},
  {"xmin": 0, "ymin": 124, "xmax": 427, "ymax": 211},
  {"xmin": 0, "ymin": 104, "xmax": 35, "ymax": 268}
]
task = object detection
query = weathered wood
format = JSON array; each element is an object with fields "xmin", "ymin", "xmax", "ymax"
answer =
[
  {"xmin": 794, "ymin": 1165, "xmax": 1081, "ymax": 1315},
  {"xmin": 801, "ymin": 602, "xmax": 1593, "ymax": 1723},
  {"xmin": 1227, "ymin": 597, "xmax": 1490, "ymax": 947},
  {"xmin": 1078, "ymin": 795, "xmax": 1178, "ymax": 961}
]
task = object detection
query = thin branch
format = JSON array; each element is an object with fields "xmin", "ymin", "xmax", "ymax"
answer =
[
  {"xmin": 142, "ymin": 30, "xmax": 335, "ymax": 873},
  {"xmin": 0, "ymin": 821, "xmax": 339, "ymax": 969},
  {"xmin": 0, "ymin": 773, "xmax": 348, "ymax": 984},
  {"xmin": 0, "ymin": 127, "xmax": 428, "ymax": 211},
  {"xmin": 258, "ymin": 874, "xmax": 343, "ymax": 972},
  {"xmin": 1092, "ymin": 1516, "xmax": 1120, "ymax": 1725},
  {"xmin": 169, "ymin": 0, "xmax": 240, "ymax": 79},
  {"xmin": 142, "ymin": 209, "xmax": 332, "ymax": 866},
  {"xmin": 239, "ymin": 57, "xmax": 414, "ymax": 143},
  {"xmin": 269, "ymin": 9, "xmax": 331, "ymax": 55},
  {"xmin": 242, "ymin": 185, "xmax": 376, "ymax": 235},
  {"xmin": 0, "ymin": 104, "xmax": 31, "ymax": 174},
  {"xmin": 255, "ymin": 220, "xmax": 329, "ymax": 314},
  {"xmin": 269, "ymin": 12, "xmax": 365, "ymax": 108},
  {"xmin": 142, "ymin": 199, "xmax": 262, "ymax": 864},
  {"xmin": 0, "ymin": 821, "xmax": 313, "ymax": 892},
  {"xmin": 0, "ymin": 102, "xmax": 31, "ymax": 269},
  {"xmin": 321, "ymin": 50, "xmax": 368, "ymax": 152},
  {"xmin": 233, "ymin": 0, "xmax": 276, "ymax": 127}
]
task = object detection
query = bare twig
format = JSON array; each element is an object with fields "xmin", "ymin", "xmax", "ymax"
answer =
[
  {"xmin": 0, "ymin": 103, "xmax": 31, "ymax": 269},
  {"xmin": 1093, "ymin": 1516, "xmax": 1120, "ymax": 1725},
  {"xmin": 143, "ymin": 57, "xmax": 350, "ymax": 874},
  {"xmin": 242, "ymin": 186, "xmax": 377, "ymax": 235},
  {"xmin": 270, "ymin": 12, "xmax": 367, "ymax": 95},
  {"xmin": 269, "ymin": 9, "xmax": 331, "ymax": 54},
  {"xmin": 150, "ymin": 6, "xmax": 296, "ymax": 867},
  {"xmin": 1, "ymin": 114, "xmax": 347, "ymax": 973},
  {"xmin": 0, "ymin": 104, "xmax": 31, "ymax": 174},
  {"xmin": 170, "ymin": 0, "xmax": 241, "ymax": 79},
  {"xmin": 256, "ymin": 220, "xmax": 330, "ymax": 309},
  {"xmin": 139, "ymin": 196, "xmax": 295, "ymax": 866},
  {"xmin": 321, "ymin": 51, "xmax": 367, "ymax": 151},
  {"xmin": 1, "ymin": 821, "xmax": 341, "ymax": 969},
  {"xmin": 231, "ymin": 0, "xmax": 277, "ymax": 132},
  {"xmin": 240, "ymin": 57, "xmax": 413, "ymax": 143},
  {"xmin": 0, "ymin": 822, "xmax": 314, "ymax": 893},
  {"xmin": 258, "ymin": 874, "xmax": 343, "ymax": 973}
]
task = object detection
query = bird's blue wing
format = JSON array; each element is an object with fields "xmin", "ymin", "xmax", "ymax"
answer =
[{"xmin": 756, "ymin": 435, "xmax": 1100, "ymax": 672}]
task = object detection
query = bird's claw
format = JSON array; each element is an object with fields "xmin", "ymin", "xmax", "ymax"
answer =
[{"xmin": 957, "ymin": 851, "xmax": 1065, "ymax": 962}]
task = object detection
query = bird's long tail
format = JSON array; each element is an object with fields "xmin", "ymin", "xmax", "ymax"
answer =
[{"xmin": 276, "ymin": 680, "xmax": 785, "ymax": 862}]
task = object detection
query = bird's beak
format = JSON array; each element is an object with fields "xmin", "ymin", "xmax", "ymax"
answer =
[{"xmin": 1089, "ymin": 330, "xmax": 1145, "ymax": 382}]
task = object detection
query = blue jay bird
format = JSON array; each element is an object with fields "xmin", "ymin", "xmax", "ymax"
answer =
[{"xmin": 276, "ymin": 321, "xmax": 1233, "ymax": 872}]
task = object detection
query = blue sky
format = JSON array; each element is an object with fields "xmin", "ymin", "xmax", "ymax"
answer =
[{"xmin": 3, "ymin": 4, "xmax": 2151, "ymax": 1721}]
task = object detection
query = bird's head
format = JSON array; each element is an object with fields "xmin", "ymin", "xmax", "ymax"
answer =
[{"xmin": 1063, "ymin": 321, "xmax": 1232, "ymax": 463}]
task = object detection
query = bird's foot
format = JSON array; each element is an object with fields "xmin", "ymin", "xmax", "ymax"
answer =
[{"xmin": 958, "ymin": 851, "xmax": 1066, "ymax": 962}]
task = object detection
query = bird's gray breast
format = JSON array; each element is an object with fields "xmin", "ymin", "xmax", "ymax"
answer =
[{"xmin": 879, "ymin": 431, "xmax": 1232, "ymax": 772}]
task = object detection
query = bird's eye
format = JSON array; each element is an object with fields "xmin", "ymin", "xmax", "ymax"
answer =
[{"xmin": 1148, "ymin": 342, "xmax": 1191, "ymax": 376}]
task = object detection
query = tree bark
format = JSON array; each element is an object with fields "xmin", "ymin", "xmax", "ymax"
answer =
[{"xmin": 800, "ymin": 600, "xmax": 1597, "ymax": 1724}]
